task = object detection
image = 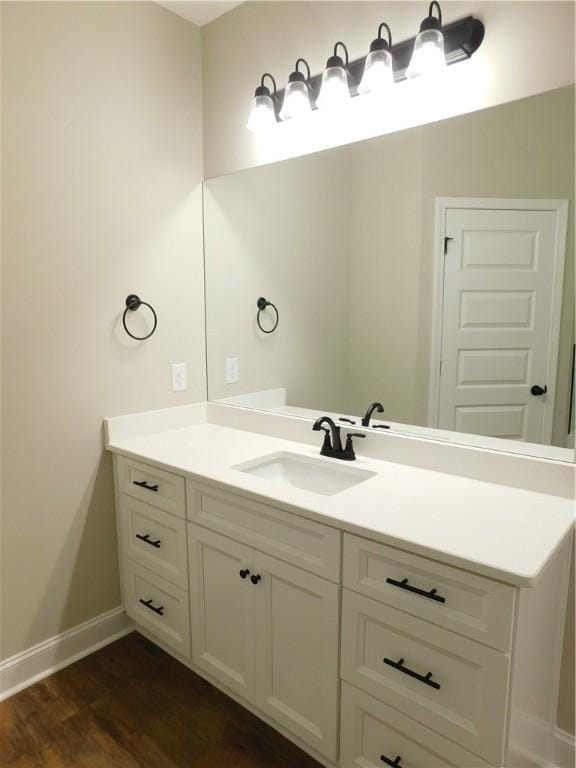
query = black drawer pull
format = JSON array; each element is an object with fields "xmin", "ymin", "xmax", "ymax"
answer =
[
  {"xmin": 133, "ymin": 480, "xmax": 159, "ymax": 492},
  {"xmin": 239, "ymin": 569, "xmax": 250, "ymax": 579},
  {"xmin": 135, "ymin": 533, "xmax": 161, "ymax": 549},
  {"xmin": 383, "ymin": 657, "xmax": 440, "ymax": 690},
  {"xmin": 139, "ymin": 598, "xmax": 164, "ymax": 616},
  {"xmin": 386, "ymin": 577, "xmax": 445, "ymax": 604},
  {"xmin": 250, "ymin": 574, "xmax": 262, "ymax": 585},
  {"xmin": 380, "ymin": 755, "xmax": 402, "ymax": 767}
]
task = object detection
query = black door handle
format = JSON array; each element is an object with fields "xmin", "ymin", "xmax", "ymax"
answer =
[
  {"xmin": 530, "ymin": 384, "xmax": 548, "ymax": 397},
  {"xmin": 139, "ymin": 598, "xmax": 164, "ymax": 616},
  {"xmin": 250, "ymin": 574, "xmax": 261, "ymax": 585},
  {"xmin": 381, "ymin": 755, "xmax": 402, "ymax": 767},
  {"xmin": 135, "ymin": 533, "xmax": 161, "ymax": 549},
  {"xmin": 383, "ymin": 657, "xmax": 440, "ymax": 690},
  {"xmin": 386, "ymin": 577, "xmax": 445, "ymax": 604},
  {"xmin": 133, "ymin": 480, "xmax": 159, "ymax": 492},
  {"xmin": 239, "ymin": 569, "xmax": 250, "ymax": 579}
]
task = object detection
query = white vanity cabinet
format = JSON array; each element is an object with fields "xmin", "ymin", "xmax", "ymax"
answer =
[
  {"xmin": 112, "ymin": 452, "xmax": 571, "ymax": 768},
  {"xmin": 188, "ymin": 523, "xmax": 340, "ymax": 761}
]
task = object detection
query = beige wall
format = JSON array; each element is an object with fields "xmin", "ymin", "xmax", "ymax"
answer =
[
  {"xmin": 202, "ymin": 1, "xmax": 575, "ymax": 178},
  {"xmin": 204, "ymin": 150, "xmax": 351, "ymax": 413},
  {"xmin": 347, "ymin": 129, "xmax": 424, "ymax": 422},
  {"xmin": 1, "ymin": 1, "xmax": 205, "ymax": 661}
]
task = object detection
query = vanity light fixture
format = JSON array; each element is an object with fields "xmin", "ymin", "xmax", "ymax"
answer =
[
  {"xmin": 247, "ymin": 73, "xmax": 279, "ymax": 133},
  {"xmin": 248, "ymin": 4, "xmax": 485, "ymax": 132},
  {"xmin": 406, "ymin": 1, "xmax": 447, "ymax": 79},
  {"xmin": 317, "ymin": 42, "xmax": 351, "ymax": 111},
  {"xmin": 358, "ymin": 23, "xmax": 394, "ymax": 95},
  {"xmin": 280, "ymin": 58, "xmax": 313, "ymax": 121}
]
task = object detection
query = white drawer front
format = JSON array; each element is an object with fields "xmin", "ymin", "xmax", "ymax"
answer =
[
  {"xmin": 187, "ymin": 481, "xmax": 340, "ymax": 582},
  {"xmin": 124, "ymin": 560, "xmax": 190, "ymax": 659},
  {"xmin": 340, "ymin": 683, "xmax": 491, "ymax": 768},
  {"xmin": 343, "ymin": 534, "xmax": 515, "ymax": 651},
  {"xmin": 117, "ymin": 456, "xmax": 185, "ymax": 518},
  {"xmin": 119, "ymin": 494, "xmax": 187, "ymax": 588},
  {"xmin": 341, "ymin": 590, "xmax": 510, "ymax": 765}
]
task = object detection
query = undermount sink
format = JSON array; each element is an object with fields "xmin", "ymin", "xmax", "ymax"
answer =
[{"xmin": 233, "ymin": 451, "xmax": 377, "ymax": 496}]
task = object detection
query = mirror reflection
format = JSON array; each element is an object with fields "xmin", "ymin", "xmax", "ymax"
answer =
[{"xmin": 204, "ymin": 86, "xmax": 575, "ymax": 460}]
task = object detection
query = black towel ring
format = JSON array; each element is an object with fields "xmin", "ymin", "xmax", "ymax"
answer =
[
  {"xmin": 122, "ymin": 294, "xmax": 158, "ymax": 340},
  {"xmin": 256, "ymin": 297, "xmax": 279, "ymax": 334}
]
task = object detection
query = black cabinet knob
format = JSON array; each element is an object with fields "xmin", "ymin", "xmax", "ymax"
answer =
[
  {"xmin": 530, "ymin": 384, "xmax": 548, "ymax": 397},
  {"xmin": 250, "ymin": 574, "xmax": 262, "ymax": 585},
  {"xmin": 239, "ymin": 569, "xmax": 250, "ymax": 579}
]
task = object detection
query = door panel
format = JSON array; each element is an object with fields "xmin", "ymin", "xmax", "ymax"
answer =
[
  {"xmin": 253, "ymin": 551, "xmax": 340, "ymax": 761},
  {"xmin": 438, "ymin": 206, "xmax": 564, "ymax": 444},
  {"xmin": 188, "ymin": 524, "xmax": 255, "ymax": 702}
]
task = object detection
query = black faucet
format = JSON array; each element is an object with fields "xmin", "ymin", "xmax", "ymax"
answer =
[
  {"xmin": 362, "ymin": 401, "xmax": 384, "ymax": 427},
  {"xmin": 312, "ymin": 416, "xmax": 365, "ymax": 461}
]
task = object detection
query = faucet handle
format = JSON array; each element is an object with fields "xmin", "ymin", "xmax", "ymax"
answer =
[
  {"xmin": 339, "ymin": 417, "xmax": 356, "ymax": 425},
  {"xmin": 343, "ymin": 432, "xmax": 366, "ymax": 461}
]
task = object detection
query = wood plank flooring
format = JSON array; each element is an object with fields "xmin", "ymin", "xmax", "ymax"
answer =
[{"xmin": 0, "ymin": 632, "xmax": 322, "ymax": 768}]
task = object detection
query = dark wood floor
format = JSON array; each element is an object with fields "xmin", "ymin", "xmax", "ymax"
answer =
[{"xmin": 0, "ymin": 632, "xmax": 322, "ymax": 768}]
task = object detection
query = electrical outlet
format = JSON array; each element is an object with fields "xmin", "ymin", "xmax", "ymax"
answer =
[
  {"xmin": 226, "ymin": 357, "xmax": 239, "ymax": 384},
  {"xmin": 171, "ymin": 363, "xmax": 187, "ymax": 392}
]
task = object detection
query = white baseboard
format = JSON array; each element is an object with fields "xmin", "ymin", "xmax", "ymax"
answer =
[
  {"xmin": 0, "ymin": 607, "xmax": 134, "ymax": 701},
  {"xmin": 554, "ymin": 727, "xmax": 576, "ymax": 768}
]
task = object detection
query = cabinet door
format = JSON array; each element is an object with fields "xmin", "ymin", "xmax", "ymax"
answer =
[
  {"xmin": 188, "ymin": 524, "xmax": 255, "ymax": 702},
  {"xmin": 252, "ymin": 551, "xmax": 340, "ymax": 762}
]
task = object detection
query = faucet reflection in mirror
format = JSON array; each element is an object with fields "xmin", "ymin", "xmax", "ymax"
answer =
[{"xmin": 247, "ymin": 2, "xmax": 485, "ymax": 133}]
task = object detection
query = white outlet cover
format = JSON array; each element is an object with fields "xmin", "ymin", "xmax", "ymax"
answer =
[
  {"xmin": 171, "ymin": 362, "xmax": 187, "ymax": 392},
  {"xmin": 226, "ymin": 357, "xmax": 239, "ymax": 384}
]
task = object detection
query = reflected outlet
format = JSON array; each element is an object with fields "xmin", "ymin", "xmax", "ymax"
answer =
[{"xmin": 226, "ymin": 357, "xmax": 239, "ymax": 384}]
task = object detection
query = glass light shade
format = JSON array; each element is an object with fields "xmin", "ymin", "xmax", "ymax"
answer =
[
  {"xmin": 317, "ymin": 66, "xmax": 351, "ymax": 110},
  {"xmin": 406, "ymin": 28, "xmax": 446, "ymax": 79},
  {"xmin": 358, "ymin": 49, "xmax": 394, "ymax": 95},
  {"xmin": 279, "ymin": 80, "xmax": 312, "ymax": 121},
  {"xmin": 247, "ymin": 94, "xmax": 276, "ymax": 133}
]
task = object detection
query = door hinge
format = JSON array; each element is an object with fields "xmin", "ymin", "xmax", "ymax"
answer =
[{"xmin": 444, "ymin": 236, "xmax": 454, "ymax": 255}]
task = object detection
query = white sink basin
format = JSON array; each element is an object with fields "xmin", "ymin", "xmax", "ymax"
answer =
[{"xmin": 233, "ymin": 451, "xmax": 376, "ymax": 496}]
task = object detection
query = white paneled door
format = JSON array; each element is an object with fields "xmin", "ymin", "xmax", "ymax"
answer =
[{"xmin": 435, "ymin": 200, "xmax": 567, "ymax": 444}]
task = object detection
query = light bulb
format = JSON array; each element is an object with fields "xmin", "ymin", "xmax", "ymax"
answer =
[
  {"xmin": 280, "ymin": 79, "xmax": 312, "ymax": 121},
  {"xmin": 407, "ymin": 1, "xmax": 446, "ymax": 79},
  {"xmin": 247, "ymin": 93, "xmax": 276, "ymax": 133},
  {"xmin": 359, "ymin": 49, "xmax": 394, "ymax": 95},
  {"xmin": 317, "ymin": 43, "xmax": 351, "ymax": 111},
  {"xmin": 317, "ymin": 66, "xmax": 350, "ymax": 110},
  {"xmin": 407, "ymin": 29, "xmax": 446, "ymax": 78},
  {"xmin": 359, "ymin": 22, "xmax": 394, "ymax": 96}
]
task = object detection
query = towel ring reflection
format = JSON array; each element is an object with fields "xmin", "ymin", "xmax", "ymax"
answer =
[
  {"xmin": 122, "ymin": 294, "xmax": 157, "ymax": 340},
  {"xmin": 256, "ymin": 297, "xmax": 279, "ymax": 334}
]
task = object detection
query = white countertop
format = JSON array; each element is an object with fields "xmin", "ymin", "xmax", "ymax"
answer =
[{"xmin": 106, "ymin": 420, "xmax": 575, "ymax": 587}]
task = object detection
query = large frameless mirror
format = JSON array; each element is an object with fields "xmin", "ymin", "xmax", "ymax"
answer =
[{"xmin": 204, "ymin": 86, "xmax": 575, "ymax": 462}]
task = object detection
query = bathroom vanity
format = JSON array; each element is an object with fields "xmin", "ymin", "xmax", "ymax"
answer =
[{"xmin": 106, "ymin": 405, "xmax": 573, "ymax": 768}]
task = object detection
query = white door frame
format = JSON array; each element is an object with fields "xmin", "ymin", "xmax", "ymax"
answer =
[{"xmin": 428, "ymin": 197, "xmax": 569, "ymax": 443}]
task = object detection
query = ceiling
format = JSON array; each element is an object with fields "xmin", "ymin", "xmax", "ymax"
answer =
[{"xmin": 157, "ymin": 1, "xmax": 243, "ymax": 27}]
